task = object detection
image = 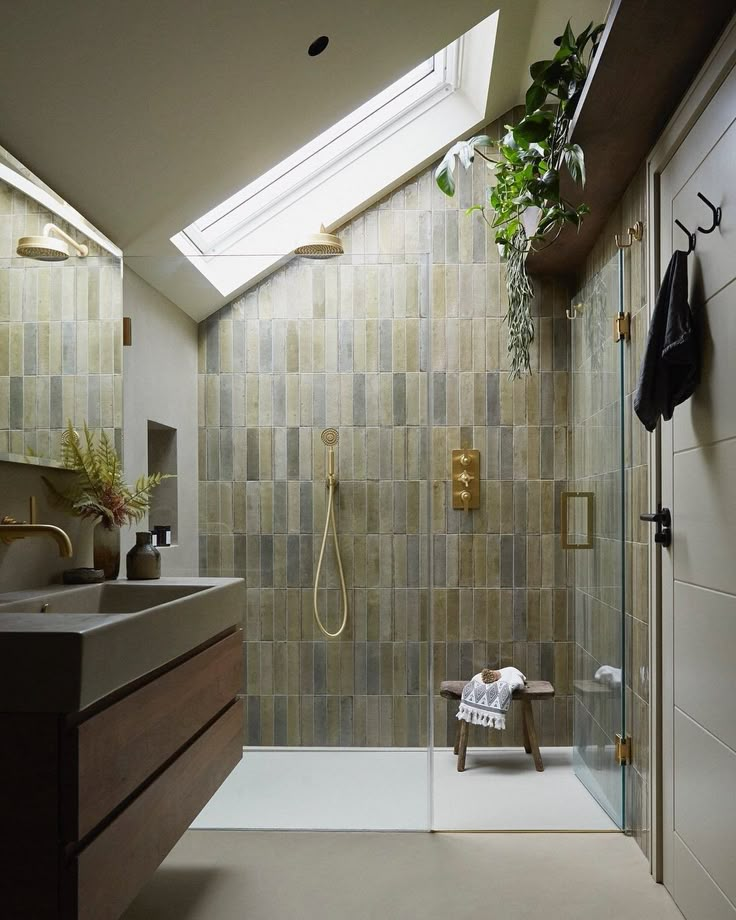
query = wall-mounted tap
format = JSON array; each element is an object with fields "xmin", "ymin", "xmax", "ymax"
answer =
[{"xmin": 0, "ymin": 496, "xmax": 73, "ymax": 558}]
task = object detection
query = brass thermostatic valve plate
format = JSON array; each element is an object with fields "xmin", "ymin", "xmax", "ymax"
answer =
[{"xmin": 452, "ymin": 449, "xmax": 480, "ymax": 512}]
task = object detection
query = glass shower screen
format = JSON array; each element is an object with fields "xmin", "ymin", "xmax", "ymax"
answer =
[{"xmin": 568, "ymin": 250, "xmax": 627, "ymax": 828}]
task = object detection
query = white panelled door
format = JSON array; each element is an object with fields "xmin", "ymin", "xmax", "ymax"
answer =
[{"xmin": 659, "ymin": 53, "xmax": 736, "ymax": 920}]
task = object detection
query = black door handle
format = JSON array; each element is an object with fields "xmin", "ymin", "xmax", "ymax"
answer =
[{"xmin": 640, "ymin": 506, "xmax": 671, "ymax": 547}]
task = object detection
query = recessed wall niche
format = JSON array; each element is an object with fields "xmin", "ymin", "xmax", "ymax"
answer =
[{"xmin": 147, "ymin": 420, "xmax": 177, "ymax": 545}]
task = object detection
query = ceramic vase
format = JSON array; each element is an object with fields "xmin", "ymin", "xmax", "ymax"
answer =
[
  {"xmin": 126, "ymin": 531, "xmax": 161, "ymax": 580},
  {"xmin": 93, "ymin": 522, "xmax": 120, "ymax": 580}
]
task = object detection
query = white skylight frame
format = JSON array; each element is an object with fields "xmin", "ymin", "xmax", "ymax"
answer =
[
  {"xmin": 190, "ymin": 56, "xmax": 435, "ymax": 240},
  {"xmin": 170, "ymin": 11, "xmax": 498, "ymax": 298},
  {"xmin": 176, "ymin": 45, "xmax": 460, "ymax": 260}
]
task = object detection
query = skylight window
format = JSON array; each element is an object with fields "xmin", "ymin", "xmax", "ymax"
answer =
[
  {"xmin": 178, "ymin": 49, "xmax": 457, "ymax": 259},
  {"xmin": 171, "ymin": 11, "xmax": 498, "ymax": 299}
]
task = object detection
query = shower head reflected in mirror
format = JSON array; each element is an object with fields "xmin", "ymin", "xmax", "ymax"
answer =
[{"xmin": 16, "ymin": 223, "xmax": 89, "ymax": 262}]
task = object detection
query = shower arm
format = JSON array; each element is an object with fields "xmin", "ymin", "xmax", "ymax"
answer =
[{"xmin": 42, "ymin": 223, "xmax": 89, "ymax": 257}]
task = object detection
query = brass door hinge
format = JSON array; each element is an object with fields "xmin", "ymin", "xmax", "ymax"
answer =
[
  {"xmin": 613, "ymin": 312, "xmax": 630, "ymax": 343},
  {"xmin": 615, "ymin": 733, "xmax": 632, "ymax": 765},
  {"xmin": 123, "ymin": 316, "xmax": 132, "ymax": 346}
]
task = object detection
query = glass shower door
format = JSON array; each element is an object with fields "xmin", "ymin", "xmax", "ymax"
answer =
[{"xmin": 568, "ymin": 250, "xmax": 627, "ymax": 828}]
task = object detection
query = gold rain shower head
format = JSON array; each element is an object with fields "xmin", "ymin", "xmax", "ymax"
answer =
[
  {"xmin": 16, "ymin": 223, "xmax": 89, "ymax": 262},
  {"xmin": 294, "ymin": 225, "xmax": 343, "ymax": 259},
  {"xmin": 321, "ymin": 428, "xmax": 339, "ymax": 446}
]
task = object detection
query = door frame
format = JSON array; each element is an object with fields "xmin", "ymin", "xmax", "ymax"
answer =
[{"xmin": 646, "ymin": 14, "xmax": 736, "ymax": 884}]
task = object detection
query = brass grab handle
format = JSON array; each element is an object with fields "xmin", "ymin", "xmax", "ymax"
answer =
[{"xmin": 560, "ymin": 491, "xmax": 594, "ymax": 550}]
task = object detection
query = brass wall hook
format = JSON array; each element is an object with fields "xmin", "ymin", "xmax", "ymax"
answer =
[{"xmin": 614, "ymin": 220, "xmax": 644, "ymax": 249}]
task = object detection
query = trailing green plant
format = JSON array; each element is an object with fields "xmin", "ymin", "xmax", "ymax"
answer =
[
  {"xmin": 43, "ymin": 421, "xmax": 172, "ymax": 530},
  {"xmin": 435, "ymin": 20, "xmax": 604, "ymax": 377}
]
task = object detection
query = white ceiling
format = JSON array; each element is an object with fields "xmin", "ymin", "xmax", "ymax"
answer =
[{"xmin": 0, "ymin": 0, "xmax": 607, "ymax": 320}]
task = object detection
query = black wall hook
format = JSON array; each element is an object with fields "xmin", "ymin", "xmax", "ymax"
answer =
[
  {"xmin": 675, "ymin": 219, "xmax": 696, "ymax": 255},
  {"xmin": 696, "ymin": 192, "xmax": 722, "ymax": 233}
]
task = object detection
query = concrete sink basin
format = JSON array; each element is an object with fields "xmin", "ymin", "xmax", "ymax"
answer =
[
  {"xmin": 0, "ymin": 582, "xmax": 210, "ymax": 615},
  {"xmin": 0, "ymin": 577, "xmax": 244, "ymax": 713}
]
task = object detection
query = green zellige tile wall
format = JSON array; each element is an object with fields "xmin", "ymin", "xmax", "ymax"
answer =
[
  {"xmin": 0, "ymin": 180, "xmax": 123, "ymax": 463},
  {"xmin": 197, "ymin": 108, "xmax": 573, "ymax": 748}
]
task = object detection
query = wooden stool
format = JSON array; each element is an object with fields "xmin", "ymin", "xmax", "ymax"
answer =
[{"xmin": 440, "ymin": 679, "xmax": 555, "ymax": 773}]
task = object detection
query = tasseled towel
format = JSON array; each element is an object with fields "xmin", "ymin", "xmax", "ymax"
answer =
[{"xmin": 456, "ymin": 667, "xmax": 526, "ymax": 731}]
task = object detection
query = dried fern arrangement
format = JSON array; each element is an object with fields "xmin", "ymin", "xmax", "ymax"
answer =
[{"xmin": 44, "ymin": 421, "xmax": 170, "ymax": 531}]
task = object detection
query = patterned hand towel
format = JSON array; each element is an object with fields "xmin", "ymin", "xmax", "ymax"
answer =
[{"xmin": 456, "ymin": 667, "xmax": 526, "ymax": 730}]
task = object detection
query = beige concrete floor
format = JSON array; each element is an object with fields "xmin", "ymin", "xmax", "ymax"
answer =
[{"xmin": 123, "ymin": 831, "xmax": 683, "ymax": 920}]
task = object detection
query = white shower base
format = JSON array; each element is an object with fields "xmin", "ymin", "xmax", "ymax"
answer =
[
  {"xmin": 193, "ymin": 748, "xmax": 428, "ymax": 831},
  {"xmin": 432, "ymin": 746, "xmax": 617, "ymax": 831},
  {"xmin": 192, "ymin": 747, "xmax": 617, "ymax": 832}
]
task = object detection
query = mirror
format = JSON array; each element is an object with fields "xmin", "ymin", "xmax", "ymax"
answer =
[{"xmin": 0, "ymin": 175, "xmax": 123, "ymax": 468}]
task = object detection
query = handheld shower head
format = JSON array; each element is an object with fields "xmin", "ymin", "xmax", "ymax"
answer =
[
  {"xmin": 16, "ymin": 223, "xmax": 88, "ymax": 262},
  {"xmin": 322, "ymin": 428, "xmax": 338, "ymax": 479}
]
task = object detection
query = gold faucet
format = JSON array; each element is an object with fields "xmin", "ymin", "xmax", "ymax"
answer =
[{"xmin": 0, "ymin": 496, "xmax": 73, "ymax": 558}]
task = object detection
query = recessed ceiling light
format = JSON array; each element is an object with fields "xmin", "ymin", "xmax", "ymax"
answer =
[{"xmin": 308, "ymin": 35, "xmax": 329, "ymax": 57}]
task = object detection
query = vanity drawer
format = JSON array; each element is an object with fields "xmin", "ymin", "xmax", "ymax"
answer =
[
  {"xmin": 71, "ymin": 629, "xmax": 242, "ymax": 840},
  {"xmin": 68, "ymin": 699, "xmax": 242, "ymax": 920}
]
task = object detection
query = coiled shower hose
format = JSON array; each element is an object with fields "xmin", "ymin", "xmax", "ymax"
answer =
[{"xmin": 313, "ymin": 430, "xmax": 349, "ymax": 638}]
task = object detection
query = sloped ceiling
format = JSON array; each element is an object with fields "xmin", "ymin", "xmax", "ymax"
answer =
[{"xmin": 0, "ymin": 0, "xmax": 607, "ymax": 319}]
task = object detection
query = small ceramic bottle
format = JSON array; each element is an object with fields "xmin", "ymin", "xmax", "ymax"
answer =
[{"xmin": 126, "ymin": 531, "xmax": 161, "ymax": 580}]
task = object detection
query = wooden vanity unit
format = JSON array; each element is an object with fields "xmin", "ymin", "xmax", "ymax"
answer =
[{"xmin": 0, "ymin": 580, "xmax": 244, "ymax": 920}]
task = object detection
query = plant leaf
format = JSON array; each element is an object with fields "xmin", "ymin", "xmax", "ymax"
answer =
[
  {"xmin": 435, "ymin": 160, "xmax": 456, "ymax": 197},
  {"xmin": 564, "ymin": 143, "xmax": 586, "ymax": 185},
  {"xmin": 554, "ymin": 21, "xmax": 575, "ymax": 58},
  {"xmin": 467, "ymin": 133, "xmax": 494, "ymax": 149},
  {"xmin": 589, "ymin": 23, "xmax": 605, "ymax": 47},
  {"xmin": 513, "ymin": 112, "xmax": 553, "ymax": 145},
  {"xmin": 434, "ymin": 135, "xmax": 494, "ymax": 197},
  {"xmin": 529, "ymin": 59, "xmax": 553, "ymax": 81},
  {"xmin": 525, "ymin": 83, "xmax": 547, "ymax": 113}
]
